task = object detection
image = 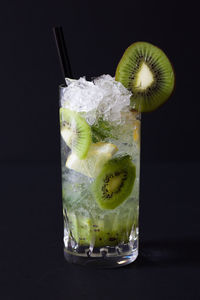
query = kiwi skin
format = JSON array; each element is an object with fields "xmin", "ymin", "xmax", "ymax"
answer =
[{"xmin": 115, "ymin": 41, "xmax": 175, "ymax": 112}]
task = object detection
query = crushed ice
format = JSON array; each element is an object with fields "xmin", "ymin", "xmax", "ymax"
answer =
[{"xmin": 61, "ymin": 75, "xmax": 132, "ymax": 125}]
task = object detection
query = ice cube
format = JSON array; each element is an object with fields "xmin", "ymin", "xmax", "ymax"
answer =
[{"xmin": 61, "ymin": 75, "xmax": 132, "ymax": 125}]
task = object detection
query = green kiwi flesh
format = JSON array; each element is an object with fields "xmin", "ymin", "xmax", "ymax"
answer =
[
  {"xmin": 60, "ymin": 108, "xmax": 92, "ymax": 159},
  {"xmin": 92, "ymin": 155, "xmax": 136, "ymax": 210},
  {"xmin": 67, "ymin": 211, "xmax": 137, "ymax": 247},
  {"xmin": 115, "ymin": 42, "xmax": 175, "ymax": 112}
]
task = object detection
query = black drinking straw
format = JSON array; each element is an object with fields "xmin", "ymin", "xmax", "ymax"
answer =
[{"xmin": 53, "ymin": 26, "xmax": 73, "ymax": 82}]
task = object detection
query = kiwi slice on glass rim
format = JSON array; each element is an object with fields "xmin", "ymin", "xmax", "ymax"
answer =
[
  {"xmin": 60, "ymin": 108, "xmax": 92, "ymax": 159},
  {"xmin": 92, "ymin": 155, "xmax": 136, "ymax": 210},
  {"xmin": 115, "ymin": 42, "xmax": 175, "ymax": 112}
]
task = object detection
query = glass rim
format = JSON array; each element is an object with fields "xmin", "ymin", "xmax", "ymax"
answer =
[{"xmin": 59, "ymin": 83, "xmax": 67, "ymax": 88}]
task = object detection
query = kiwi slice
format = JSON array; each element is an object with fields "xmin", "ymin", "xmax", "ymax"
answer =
[
  {"xmin": 115, "ymin": 42, "xmax": 175, "ymax": 112},
  {"xmin": 92, "ymin": 155, "xmax": 136, "ymax": 210},
  {"xmin": 60, "ymin": 108, "xmax": 92, "ymax": 159}
]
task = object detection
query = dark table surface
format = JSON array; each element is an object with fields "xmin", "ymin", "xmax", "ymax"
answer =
[{"xmin": 1, "ymin": 161, "xmax": 200, "ymax": 300}]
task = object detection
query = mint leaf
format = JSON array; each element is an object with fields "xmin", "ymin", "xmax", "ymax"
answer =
[{"xmin": 91, "ymin": 118, "xmax": 117, "ymax": 142}]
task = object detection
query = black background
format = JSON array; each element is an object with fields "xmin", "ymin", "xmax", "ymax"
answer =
[{"xmin": 0, "ymin": 0, "xmax": 200, "ymax": 299}]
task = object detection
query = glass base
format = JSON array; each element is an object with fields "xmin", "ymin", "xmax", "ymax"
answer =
[{"xmin": 64, "ymin": 241, "xmax": 138, "ymax": 268}]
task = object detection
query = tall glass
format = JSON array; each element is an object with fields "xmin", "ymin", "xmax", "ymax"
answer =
[{"xmin": 59, "ymin": 79, "xmax": 140, "ymax": 268}]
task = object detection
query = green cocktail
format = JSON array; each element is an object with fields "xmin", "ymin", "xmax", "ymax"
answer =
[{"xmin": 59, "ymin": 42, "xmax": 174, "ymax": 267}]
